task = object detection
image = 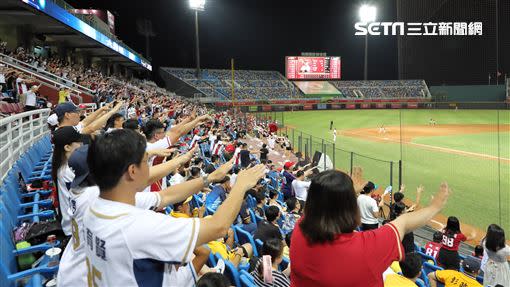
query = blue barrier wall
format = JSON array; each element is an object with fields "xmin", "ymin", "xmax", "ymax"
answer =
[{"xmin": 429, "ymin": 85, "xmax": 506, "ymax": 102}]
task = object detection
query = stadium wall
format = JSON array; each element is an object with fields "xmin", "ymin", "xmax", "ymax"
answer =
[
  {"xmin": 222, "ymin": 101, "xmax": 510, "ymax": 113},
  {"xmin": 429, "ymin": 85, "xmax": 506, "ymax": 102}
]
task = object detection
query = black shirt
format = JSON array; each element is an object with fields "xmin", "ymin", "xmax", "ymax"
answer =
[
  {"xmin": 239, "ymin": 150, "xmax": 251, "ymax": 168},
  {"xmin": 260, "ymin": 148, "xmax": 269, "ymax": 161},
  {"xmin": 204, "ymin": 163, "xmax": 216, "ymax": 174},
  {"xmin": 254, "ymin": 220, "xmax": 282, "ymax": 243}
]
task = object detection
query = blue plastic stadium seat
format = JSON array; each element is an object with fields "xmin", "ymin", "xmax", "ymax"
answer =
[
  {"xmin": 0, "ymin": 221, "xmax": 59, "ymax": 287},
  {"xmin": 417, "ymin": 250, "xmax": 437, "ymax": 266},
  {"xmin": 233, "ymin": 226, "xmax": 258, "ymax": 257},
  {"xmin": 255, "ymin": 239, "xmax": 263, "ymax": 256},
  {"xmin": 422, "ymin": 261, "xmax": 443, "ymax": 276},
  {"xmin": 214, "ymin": 253, "xmax": 241, "ymax": 287},
  {"xmin": 239, "ymin": 270, "xmax": 256, "ymax": 287}
]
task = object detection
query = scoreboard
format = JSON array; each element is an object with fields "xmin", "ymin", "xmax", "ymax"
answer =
[{"xmin": 286, "ymin": 56, "xmax": 341, "ymax": 80}]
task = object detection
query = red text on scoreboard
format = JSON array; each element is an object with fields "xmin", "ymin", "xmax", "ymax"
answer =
[{"xmin": 286, "ymin": 56, "xmax": 341, "ymax": 80}]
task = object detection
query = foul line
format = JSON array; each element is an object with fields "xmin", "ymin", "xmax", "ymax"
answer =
[{"xmin": 342, "ymin": 130, "xmax": 510, "ymax": 163}]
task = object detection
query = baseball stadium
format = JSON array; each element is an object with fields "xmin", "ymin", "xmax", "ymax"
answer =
[{"xmin": 0, "ymin": 0, "xmax": 509, "ymax": 286}]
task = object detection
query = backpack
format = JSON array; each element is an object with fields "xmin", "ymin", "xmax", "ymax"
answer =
[
  {"xmin": 25, "ymin": 221, "xmax": 65, "ymax": 246},
  {"xmin": 13, "ymin": 222, "xmax": 35, "ymax": 242}
]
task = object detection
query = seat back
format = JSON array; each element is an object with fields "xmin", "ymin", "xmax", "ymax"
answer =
[
  {"xmin": 234, "ymin": 226, "xmax": 258, "ymax": 257},
  {"xmin": 423, "ymin": 261, "xmax": 443, "ymax": 275},
  {"xmin": 239, "ymin": 270, "xmax": 256, "ymax": 287},
  {"xmin": 417, "ymin": 250, "xmax": 437, "ymax": 266},
  {"xmin": 215, "ymin": 253, "xmax": 241, "ymax": 287},
  {"xmin": 0, "ymin": 221, "xmax": 17, "ymax": 277}
]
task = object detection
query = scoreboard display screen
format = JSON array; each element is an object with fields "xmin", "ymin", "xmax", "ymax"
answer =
[{"xmin": 286, "ymin": 56, "xmax": 341, "ymax": 80}]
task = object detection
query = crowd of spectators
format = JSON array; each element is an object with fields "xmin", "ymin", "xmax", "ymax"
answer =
[
  {"xmin": 164, "ymin": 68, "xmax": 299, "ymax": 100},
  {"xmin": 0, "ymin": 42, "xmax": 174, "ymax": 117},
  {"xmin": 2, "ymin": 45, "xmax": 508, "ymax": 287},
  {"xmin": 330, "ymin": 80, "xmax": 431, "ymax": 99},
  {"xmin": 36, "ymin": 82, "xmax": 509, "ymax": 287}
]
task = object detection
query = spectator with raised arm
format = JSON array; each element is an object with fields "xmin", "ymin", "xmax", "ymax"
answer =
[
  {"xmin": 84, "ymin": 129, "xmax": 266, "ymax": 286},
  {"xmin": 290, "ymin": 170, "xmax": 450, "ymax": 287},
  {"xmin": 437, "ymin": 216, "xmax": 477, "ymax": 270}
]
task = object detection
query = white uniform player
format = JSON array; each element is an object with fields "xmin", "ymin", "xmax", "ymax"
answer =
[
  {"xmin": 333, "ymin": 128, "xmax": 337, "ymax": 142},
  {"xmin": 82, "ymin": 197, "xmax": 200, "ymax": 286},
  {"xmin": 57, "ymin": 188, "xmax": 163, "ymax": 286}
]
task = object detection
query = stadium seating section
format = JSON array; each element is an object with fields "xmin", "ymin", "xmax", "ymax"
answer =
[
  {"xmin": 164, "ymin": 68, "xmax": 431, "ymax": 101},
  {"xmin": 330, "ymin": 80, "xmax": 431, "ymax": 99},
  {"xmin": 163, "ymin": 68, "xmax": 300, "ymax": 100}
]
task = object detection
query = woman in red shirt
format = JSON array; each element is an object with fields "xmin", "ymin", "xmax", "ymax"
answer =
[
  {"xmin": 290, "ymin": 170, "xmax": 450, "ymax": 287},
  {"xmin": 437, "ymin": 216, "xmax": 476, "ymax": 270}
]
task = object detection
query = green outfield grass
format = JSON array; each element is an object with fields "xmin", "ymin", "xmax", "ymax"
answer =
[{"xmin": 281, "ymin": 109, "xmax": 510, "ymax": 231}]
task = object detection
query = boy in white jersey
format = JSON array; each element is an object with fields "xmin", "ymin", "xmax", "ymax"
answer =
[
  {"xmin": 57, "ymin": 144, "xmax": 228, "ymax": 286},
  {"xmin": 83, "ymin": 129, "xmax": 266, "ymax": 286}
]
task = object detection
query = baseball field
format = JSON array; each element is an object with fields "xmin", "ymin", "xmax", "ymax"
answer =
[{"xmin": 281, "ymin": 109, "xmax": 510, "ymax": 233}]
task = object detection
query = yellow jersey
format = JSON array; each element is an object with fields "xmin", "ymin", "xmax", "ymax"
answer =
[{"xmin": 434, "ymin": 270, "xmax": 482, "ymax": 287}]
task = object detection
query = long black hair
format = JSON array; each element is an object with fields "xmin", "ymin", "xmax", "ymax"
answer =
[
  {"xmin": 444, "ymin": 216, "xmax": 461, "ymax": 236},
  {"xmin": 104, "ymin": 113, "xmax": 124, "ymax": 131},
  {"xmin": 484, "ymin": 224, "xmax": 506, "ymax": 252},
  {"xmin": 300, "ymin": 170, "xmax": 360, "ymax": 244},
  {"xmin": 51, "ymin": 143, "xmax": 67, "ymax": 189},
  {"xmin": 257, "ymin": 238, "xmax": 284, "ymax": 279}
]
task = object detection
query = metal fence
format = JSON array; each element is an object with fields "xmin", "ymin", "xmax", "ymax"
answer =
[
  {"xmin": 253, "ymin": 112, "xmax": 398, "ymax": 188},
  {"xmin": 0, "ymin": 109, "xmax": 51, "ymax": 182}
]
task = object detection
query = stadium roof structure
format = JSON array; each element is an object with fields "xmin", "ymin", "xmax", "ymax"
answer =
[{"xmin": 0, "ymin": 0, "xmax": 151, "ymax": 71}]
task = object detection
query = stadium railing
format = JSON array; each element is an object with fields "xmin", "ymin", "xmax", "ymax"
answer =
[
  {"xmin": 0, "ymin": 109, "xmax": 50, "ymax": 182},
  {"xmin": 0, "ymin": 52, "xmax": 95, "ymax": 96},
  {"xmin": 0, "ymin": 55, "xmax": 84, "ymax": 104}
]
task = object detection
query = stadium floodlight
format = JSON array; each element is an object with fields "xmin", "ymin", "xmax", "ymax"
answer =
[
  {"xmin": 359, "ymin": 5, "xmax": 376, "ymax": 80},
  {"xmin": 189, "ymin": 0, "xmax": 205, "ymax": 11},
  {"xmin": 359, "ymin": 5, "xmax": 377, "ymax": 23},
  {"xmin": 189, "ymin": 0, "xmax": 205, "ymax": 77}
]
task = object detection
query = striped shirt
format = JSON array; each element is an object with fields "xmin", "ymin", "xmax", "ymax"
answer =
[{"xmin": 250, "ymin": 259, "xmax": 290, "ymax": 287}]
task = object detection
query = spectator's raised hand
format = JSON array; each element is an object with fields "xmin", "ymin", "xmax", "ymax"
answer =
[
  {"xmin": 197, "ymin": 114, "xmax": 213, "ymax": 123},
  {"xmin": 207, "ymin": 157, "xmax": 235, "ymax": 183},
  {"xmin": 148, "ymin": 148, "xmax": 176, "ymax": 158},
  {"xmin": 429, "ymin": 182, "xmax": 449, "ymax": 212},
  {"xmin": 112, "ymin": 101, "xmax": 124, "ymax": 112},
  {"xmin": 399, "ymin": 184, "xmax": 406, "ymax": 192},
  {"xmin": 176, "ymin": 145, "xmax": 197, "ymax": 165},
  {"xmin": 234, "ymin": 164, "xmax": 266, "ymax": 191}
]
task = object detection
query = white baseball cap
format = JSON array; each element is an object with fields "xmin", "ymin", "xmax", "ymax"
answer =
[{"xmin": 47, "ymin": 113, "xmax": 58, "ymax": 127}]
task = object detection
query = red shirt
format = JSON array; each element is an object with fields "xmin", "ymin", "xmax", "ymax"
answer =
[
  {"xmin": 290, "ymin": 221, "xmax": 403, "ymax": 287},
  {"xmin": 424, "ymin": 241, "xmax": 442, "ymax": 259},
  {"xmin": 225, "ymin": 144, "xmax": 235, "ymax": 153},
  {"xmin": 440, "ymin": 232, "xmax": 466, "ymax": 251}
]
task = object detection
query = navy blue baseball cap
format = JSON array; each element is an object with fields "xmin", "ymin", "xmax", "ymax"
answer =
[
  {"xmin": 69, "ymin": 145, "xmax": 90, "ymax": 189},
  {"xmin": 54, "ymin": 102, "xmax": 81, "ymax": 118}
]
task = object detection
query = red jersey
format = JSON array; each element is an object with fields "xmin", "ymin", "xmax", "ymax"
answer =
[
  {"xmin": 424, "ymin": 241, "xmax": 442, "ymax": 259},
  {"xmin": 290, "ymin": 221, "xmax": 403, "ymax": 287},
  {"xmin": 441, "ymin": 232, "xmax": 466, "ymax": 251},
  {"xmin": 150, "ymin": 156, "xmax": 165, "ymax": 192}
]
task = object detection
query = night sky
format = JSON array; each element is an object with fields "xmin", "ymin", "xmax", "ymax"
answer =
[{"xmin": 66, "ymin": 0, "xmax": 399, "ymax": 80}]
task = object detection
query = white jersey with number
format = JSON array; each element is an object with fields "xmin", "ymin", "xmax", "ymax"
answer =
[
  {"xmin": 57, "ymin": 188, "xmax": 162, "ymax": 287},
  {"xmin": 56, "ymin": 164, "xmax": 75, "ymax": 236},
  {"xmin": 82, "ymin": 197, "xmax": 200, "ymax": 287}
]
